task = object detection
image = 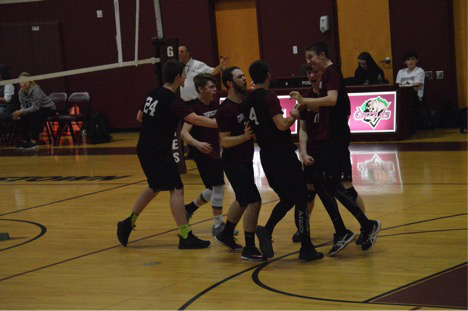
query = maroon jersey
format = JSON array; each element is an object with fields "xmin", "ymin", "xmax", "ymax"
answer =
[
  {"xmin": 244, "ymin": 89, "xmax": 296, "ymax": 153},
  {"xmin": 215, "ymin": 98, "xmax": 254, "ymax": 163},
  {"xmin": 316, "ymin": 64, "xmax": 351, "ymax": 141},
  {"xmin": 137, "ymin": 87, "xmax": 192, "ymax": 155},
  {"xmin": 299, "ymin": 90, "xmax": 320, "ymax": 154},
  {"xmin": 187, "ymin": 99, "xmax": 220, "ymax": 160}
]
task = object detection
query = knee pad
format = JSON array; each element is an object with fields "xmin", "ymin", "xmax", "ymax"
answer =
[
  {"xmin": 306, "ymin": 189, "xmax": 316, "ymax": 203},
  {"xmin": 211, "ymin": 185, "xmax": 224, "ymax": 209},
  {"xmin": 200, "ymin": 188, "xmax": 212, "ymax": 203}
]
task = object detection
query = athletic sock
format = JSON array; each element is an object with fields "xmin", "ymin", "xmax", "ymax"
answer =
[
  {"xmin": 213, "ymin": 215, "xmax": 224, "ymax": 227},
  {"xmin": 129, "ymin": 212, "xmax": 139, "ymax": 227},
  {"xmin": 222, "ymin": 220, "xmax": 237, "ymax": 236},
  {"xmin": 244, "ymin": 231, "xmax": 255, "ymax": 248},
  {"xmin": 178, "ymin": 224, "xmax": 190, "ymax": 239},
  {"xmin": 185, "ymin": 201, "xmax": 199, "ymax": 214}
]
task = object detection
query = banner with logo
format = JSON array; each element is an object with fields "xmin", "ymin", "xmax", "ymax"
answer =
[{"xmin": 349, "ymin": 91, "xmax": 397, "ymax": 133}]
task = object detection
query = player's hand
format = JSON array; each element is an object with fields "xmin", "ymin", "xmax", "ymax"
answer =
[
  {"xmin": 289, "ymin": 91, "xmax": 303, "ymax": 104},
  {"xmin": 244, "ymin": 123, "xmax": 254, "ymax": 140},
  {"xmin": 12, "ymin": 110, "xmax": 23, "ymax": 119},
  {"xmin": 197, "ymin": 142, "xmax": 212, "ymax": 154},
  {"xmin": 301, "ymin": 153, "xmax": 314, "ymax": 166},
  {"xmin": 290, "ymin": 108, "xmax": 300, "ymax": 119}
]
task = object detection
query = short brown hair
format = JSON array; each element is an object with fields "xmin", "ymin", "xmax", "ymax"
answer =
[{"xmin": 193, "ymin": 73, "xmax": 216, "ymax": 93}]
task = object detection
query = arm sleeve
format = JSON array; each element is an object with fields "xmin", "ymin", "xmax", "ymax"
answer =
[
  {"xmin": 215, "ymin": 108, "xmax": 231, "ymax": 133},
  {"xmin": 326, "ymin": 69, "xmax": 340, "ymax": 91},
  {"xmin": 395, "ymin": 70, "xmax": 402, "ymax": 84},
  {"xmin": 170, "ymin": 98, "xmax": 193, "ymax": 119},
  {"xmin": 414, "ymin": 69, "xmax": 425, "ymax": 85},
  {"xmin": 265, "ymin": 92, "xmax": 283, "ymax": 117},
  {"xmin": 21, "ymin": 88, "xmax": 42, "ymax": 114},
  {"xmin": 195, "ymin": 61, "xmax": 214, "ymax": 74},
  {"xmin": 3, "ymin": 84, "xmax": 14, "ymax": 102}
]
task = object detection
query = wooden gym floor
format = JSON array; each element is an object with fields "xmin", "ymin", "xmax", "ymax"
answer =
[{"xmin": 0, "ymin": 129, "xmax": 466, "ymax": 310}]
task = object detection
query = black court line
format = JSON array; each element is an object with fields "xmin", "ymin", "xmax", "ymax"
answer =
[
  {"xmin": 364, "ymin": 262, "xmax": 468, "ymax": 303},
  {"xmin": 0, "ymin": 167, "xmax": 201, "ymax": 217},
  {"xmin": 0, "ymin": 219, "xmax": 47, "ymax": 251},
  {"xmin": 0, "ymin": 198, "xmax": 280, "ymax": 282},
  {"xmin": 0, "ymin": 180, "xmax": 147, "ymax": 217},
  {"xmin": 179, "ymin": 227, "xmax": 468, "ymax": 310},
  {"xmin": 381, "ymin": 213, "xmax": 468, "ymax": 231}
]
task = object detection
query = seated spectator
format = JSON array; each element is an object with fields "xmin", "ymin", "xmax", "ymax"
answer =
[
  {"xmin": 396, "ymin": 51, "xmax": 425, "ymax": 135},
  {"xmin": 0, "ymin": 65, "xmax": 15, "ymax": 121},
  {"xmin": 354, "ymin": 52, "xmax": 385, "ymax": 85},
  {"xmin": 13, "ymin": 72, "xmax": 56, "ymax": 149},
  {"xmin": 395, "ymin": 50, "xmax": 425, "ymax": 101}
]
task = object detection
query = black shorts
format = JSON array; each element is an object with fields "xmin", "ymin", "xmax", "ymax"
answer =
[
  {"xmin": 315, "ymin": 139, "xmax": 349, "ymax": 183},
  {"xmin": 260, "ymin": 150, "xmax": 307, "ymax": 200},
  {"xmin": 193, "ymin": 156, "xmax": 225, "ymax": 189},
  {"xmin": 222, "ymin": 157, "xmax": 261, "ymax": 207},
  {"xmin": 137, "ymin": 151, "xmax": 183, "ymax": 192}
]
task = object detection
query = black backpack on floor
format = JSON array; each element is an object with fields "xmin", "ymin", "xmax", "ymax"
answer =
[{"xmin": 84, "ymin": 112, "xmax": 112, "ymax": 144}]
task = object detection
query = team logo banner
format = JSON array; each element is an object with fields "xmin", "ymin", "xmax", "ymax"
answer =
[{"xmin": 349, "ymin": 91, "xmax": 397, "ymax": 133}]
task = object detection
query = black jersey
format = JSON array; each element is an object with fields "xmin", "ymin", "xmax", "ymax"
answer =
[
  {"xmin": 244, "ymin": 88, "xmax": 296, "ymax": 152},
  {"xmin": 137, "ymin": 87, "xmax": 192, "ymax": 155}
]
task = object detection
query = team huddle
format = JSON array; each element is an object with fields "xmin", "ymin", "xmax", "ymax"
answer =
[{"xmin": 117, "ymin": 42, "xmax": 381, "ymax": 262}]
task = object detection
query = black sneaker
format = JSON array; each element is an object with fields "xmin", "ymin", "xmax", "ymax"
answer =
[
  {"xmin": 214, "ymin": 232, "xmax": 243, "ymax": 251},
  {"xmin": 241, "ymin": 247, "xmax": 267, "ymax": 262},
  {"xmin": 117, "ymin": 217, "xmax": 135, "ymax": 246},
  {"xmin": 178, "ymin": 231, "xmax": 210, "ymax": 249},
  {"xmin": 355, "ymin": 228, "xmax": 365, "ymax": 245},
  {"xmin": 361, "ymin": 220, "xmax": 381, "ymax": 251},
  {"xmin": 256, "ymin": 225, "xmax": 274, "ymax": 258},
  {"xmin": 299, "ymin": 246, "xmax": 324, "ymax": 261},
  {"xmin": 22, "ymin": 141, "xmax": 39, "ymax": 150},
  {"xmin": 328, "ymin": 230, "xmax": 356, "ymax": 256},
  {"xmin": 292, "ymin": 230, "xmax": 301, "ymax": 243}
]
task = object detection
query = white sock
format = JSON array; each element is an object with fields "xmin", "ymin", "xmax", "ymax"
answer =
[{"xmin": 213, "ymin": 215, "xmax": 224, "ymax": 227}]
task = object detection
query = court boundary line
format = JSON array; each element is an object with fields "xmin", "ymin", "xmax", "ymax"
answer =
[
  {"xmin": 178, "ymin": 217, "xmax": 468, "ymax": 310},
  {"xmin": 0, "ymin": 219, "xmax": 47, "ymax": 251},
  {"xmin": 0, "ymin": 168, "xmax": 201, "ymax": 217},
  {"xmin": 364, "ymin": 262, "xmax": 467, "ymax": 303}
]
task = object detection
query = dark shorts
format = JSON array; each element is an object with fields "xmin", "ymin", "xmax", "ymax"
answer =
[
  {"xmin": 193, "ymin": 155, "xmax": 225, "ymax": 189},
  {"xmin": 260, "ymin": 150, "xmax": 307, "ymax": 200},
  {"xmin": 314, "ymin": 139, "xmax": 350, "ymax": 183},
  {"xmin": 222, "ymin": 157, "xmax": 261, "ymax": 207},
  {"xmin": 137, "ymin": 151, "xmax": 183, "ymax": 192}
]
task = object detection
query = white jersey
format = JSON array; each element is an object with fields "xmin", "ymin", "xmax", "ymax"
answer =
[
  {"xmin": 180, "ymin": 58, "xmax": 213, "ymax": 101},
  {"xmin": 396, "ymin": 66, "xmax": 425, "ymax": 100}
]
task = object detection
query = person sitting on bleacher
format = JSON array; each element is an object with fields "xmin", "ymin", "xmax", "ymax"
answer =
[
  {"xmin": 13, "ymin": 72, "xmax": 56, "ymax": 149},
  {"xmin": 0, "ymin": 65, "xmax": 15, "ymax": 121}
]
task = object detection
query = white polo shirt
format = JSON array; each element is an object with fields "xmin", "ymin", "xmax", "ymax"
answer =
[
  {"xmin": 396, "ymin": 66, "xmax": 425, "ymax": 100},
  {"xmin": 180, "ymin": 58, "xmax": 213, "ymax": 101}
]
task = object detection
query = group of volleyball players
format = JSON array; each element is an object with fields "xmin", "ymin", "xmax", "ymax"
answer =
[{"xmin": 117, "ymin": 41, "xmax": 381, "ymax": 262}]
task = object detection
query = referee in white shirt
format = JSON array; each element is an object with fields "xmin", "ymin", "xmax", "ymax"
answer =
[{"xmin": 178, "ymin": 45, "xmax": 229, "ymax": 101}]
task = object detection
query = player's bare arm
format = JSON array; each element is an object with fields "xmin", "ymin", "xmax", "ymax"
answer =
[
  {"xmin": 290, "ymin": 90, "xmax": 338, "ymax": 109},
  {"xmin": 180, "ymin": 122, "xmax": 213, "ymax": 154},
  {"xmin": 219, "ymin": 123, "xmax": 253, "ymax": 148},
  {"xmin": 184, "ymin": 112, "xmax": 217, "ymax": 128},
  {"xmin": 272, "ymin": 110, "xmax": 298, "ymax": 131},
  {"xmin": 136, "ymin": 110, "xmax": 143, "ymax": 122},
  {"xmin": 298, "ymin": 119, "xmax": 314, "ymax": 166}
]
